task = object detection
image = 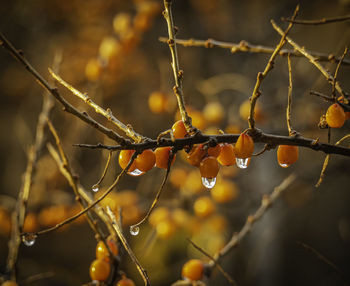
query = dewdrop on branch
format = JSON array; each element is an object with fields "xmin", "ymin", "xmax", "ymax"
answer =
[
  {"xmin": 129, "ymin": 225, "xmax": 140, "ymax": 236},
  {"xmin": 236, "ymin": 158, "xmax": 250, "ymax": 169},
  {"xmin": 234, "ymin": 133, "xmax": 254, "ymax": 169},
  {"xmin": 22, "ymin": 233, "xmax": 37, "ymax": 247},
  {"xmin": 91, "ymin": 184, "xmax": 100, "ymax": 192},
  {"xmin": 199, "ymin": 156, "xmax": 220, "ymax": 189},
  {"xmin": 201, "ymin": 177, "xmax": 217, "ymax": 189}
]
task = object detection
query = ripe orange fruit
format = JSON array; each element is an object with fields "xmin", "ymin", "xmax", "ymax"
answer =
[
  {"xmin": 135, "ymin": 149, "xmax": 155, "ymax": 172},
  {"xmin": 172, "ymin": 120, "xmax": 188, "ymax": 139},
  {"xmin": 207, "ymin": 144, "xmax": 221, "ymax": 157},
  {"xmin": 277, "ymin": 145, "xmax": 299, "ymax": 168},
  {"xmin": 148, "ymin": 91, "xmax": 168, "ymax": 114},
  {"xmin": 235, "ymin": 133, "xmax": 254, "ymax": 159},
  {"xmin": 119, "ymin": 150, "xmax": 137, "ymax": 172},
  {"xmin": 155, "ymin": 147, "xmax": 175, "ymax": 169},
  {"xmin": 116, "ymin": 277, "xmax": 136, "ymax": 286},
  {"xmin": 186, "ymin": 145, "xmax": 206, "ymax": 167},
  {"xmin": 89, "ymin": 259, "xmax": 111, "ymax": 281},
  {"xmin": 96, "ymin": 237, "xmax": 119, "ymax": 262},
  {"xmin": 199, "ymin": 156, "xmax": 220, "ymax": 179},
  {"xmin": 182, "ymin": 259, "xmax": 205, "ymax": 281},
  {"xmin": 326, "ymin": 103, "xmax": 346, "ymax": 128},
  {"xmin": 217, "ymin": 144, "xmax": 235, "ymax": 166},
  {"xmin": 194, "ymin": 196, "xmax": 215, "ymax": 218}
]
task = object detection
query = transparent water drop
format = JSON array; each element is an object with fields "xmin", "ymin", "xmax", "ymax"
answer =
[
  {"xmin": 129, "ymin": 225, "xmax": 140, "ymax": 236},
  {"xmin": 236, "ymin": 158, "xmax": 249, "ymax": 169},
  {"xmin": 128, "ymin": 168, "xmax": 144, "ymax": 176},
  {"xmin": 278, "ymin": 162, "xmax": 290, "ymax": 168},
  {"xmin": 201, "ymin": 177, "xmax": 217, "ymax": 189},
  {"xmin": 22, "ymin": 233, "xmax": 36, "ymax": 247},
  {"xmin": 91, "ymin": 184, "xmax": 99, "ymax": 192}
]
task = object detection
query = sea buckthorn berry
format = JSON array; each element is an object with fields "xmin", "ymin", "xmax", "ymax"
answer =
[
  {"xmin": 23, "ymin": 212, "xmax": 38, "ymax": 233},
  {"xmin": 326, "ymin": 103, "xmax": 346, "ymax": 128},
  {"xmin": 155, "ymin": 147, "xmax": 175, "ymax": 169},
  {"xmin": 194, "ymin": 196, "xmax": 215, "ymax": 218},
  {"xmin": 199, "ymin": 156, "xmax": 220, "ymax": 179},
  {"xmin": 217, "ymin": 144, "xmax": 235, "ymax": 166},
  {"xmin": 89, "ymin": 259, "xmax": 111, "ymax": 281},
  {"xmin": 172, "ymin": 120, "xmax": 188, "ymax": 139},
  {"xmin": 182, "ymin": 259, "xmax": 204, "ymax": 281},
  {"xmin": 235, "ymin": 133, "xmax": 254, "ymax": 159},
  {"xmin": 135, "ymin": 149, "xmax": 155, "ymax": 172},
  {"xmin": 116, "ymin": 277, "xmax": 136, "ymax": 286},
  {"xmin": 96, "ymin": 237, "xmax": 119, "ymax": 262},
  {"xmin": 277, "ymin": 145, "xmax": 299, "ymax": 168},
  {"xmin": 119, "ymin": 150, "xmax": 137, "ymax": 172},
  {"xmin": 211, "ymin": 180, "xmax": 239, "ymax": 203},
  {"xmin": 203, "ymin": 101, "xmax": 224, "ymax": 124},
  {"xmin": 207, "ymin": 144, "xmax": 221, "ymax": 157},
  {"xmin": 186, "ymin": 145, "xmax": 206, "ymax": 166},
  {"xmin": 148, "ymin": 91, "xmax": 168, "ymax": 114}
]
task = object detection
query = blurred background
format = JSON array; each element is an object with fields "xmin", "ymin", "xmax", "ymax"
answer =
[{"xmin": 1, "ymin": 0, "xmax": 350, "ymax": 285}]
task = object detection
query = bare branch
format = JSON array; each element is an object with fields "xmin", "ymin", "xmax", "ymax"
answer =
[{"xmin": 282, "ymin": 14, "xmax": 350, "ymax": 25}]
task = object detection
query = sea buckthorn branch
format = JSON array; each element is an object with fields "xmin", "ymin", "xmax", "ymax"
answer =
[
  {"xmin": 315, "ymin": 134, "xmax": 350, "ymax": 187},
  {"xmin": 248, "ymin": 6, "xmax": 299, "ymax": 130},
  {"xmin": 162, "ymin": 0, "xmax": 194, "ymax": 133},
  {"xmin": 0, "ymin": 32, "xmax": 127, "ymax": 145},
  {"xmin": 310, "ymin": 91, "xmax": 350, "ymax": 112},
  {"xmin": 185, "ymin": 239, "xmax": 237, "ymax": 286},
  {"xmin": 106, "ymin": 207, "xmax": 151, "ymax": 286},
  {"xmin": 209, "ymin": 174, "xmax": 296, "ymax": 267},
  {"xmin": 158, "ymin": 37, "xmax": 350, "ymax": 65},
  {"xmin": 6, "ymin": 90, "xmax": 54, "ymax": 280},
  {"xmin": 20, "ymin": 152, "xmax": 137, "ymax": 239},
  {"xmin": 92, "ymin": 151, "xmax": 113, "ymax": 191},
  {"xmin": 75, "ymin": 129, "xmax": 350, "ymax": 157},
  {"xmin": 286, "ymin": 54, "xmax": 295, "ymax": 136},
  {"xmin": 271, "ymin": 20, "xmax": 347, "ymax": 99},
  {"xmin": 48, "ymin": 69, "xmax": 144, "ymax": 143},
  {"xmin": 282, "ymin": 14, "xmax": 350, "ymax": 25},
  {"xmin": 332, "ymin": 47, "xmax": 348, "ymax": 99}
]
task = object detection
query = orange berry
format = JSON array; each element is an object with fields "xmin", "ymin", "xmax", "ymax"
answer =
[
  {"xmin": 182, "ymin": 259, "xmax": 204, "ymax": 281},
  {"xmin": 116, "ymin": 277, "xmax": 136, "ymax": 286},
  {"xmin": 326, "ymin": 103, "xmax": 346, "ymax": 128},
  {"xmin": 89, "ymin": 259, "xmax": 110, "ymax": 281},
  {"xmin": 217, "ymin": 144, "xmax": 235, "ymax": 166},
  {"xmin": 277, "ymin": 145, "xmax": 299, "ymax": 168},
  {"xmin": 23, "ymin": 212, "xmax": 38, "ymax": 233},
  {"xmin": 194, "ymin": 196, "xmax": 215, "ymax": 218},
  {"xmin": 172, "ymin": 120, "xmax": 188, "ymax": 139},
  {"xmin": 96, "ymin": 237, "xmax": 119, "ymax": 262},
  {"xmin": 135, "ymin": 149, "xmax": 155, "ymax": 172},
  {"xmin": 235, "ymin": 133, "xmax": 254, "ymax": 159},
  {"xmin": 207, "ymin": 144, "xmax": 221, "ymax": 157},
  {"xmin": 119, "ymin": 150, "xmax": 137, "ymax": 172},
  {"xmin": 186, "ymin": 145, "xmax": 206, "ymax": 167},
  {"xmin": 155, "ymin": 147, "xmax": 175, "ymax": 169},
  {"xmin": 199, "ymin": 156, "xmax": 220, "ymax": 179},
  {"xmin": 148, "ymin": 91, "xmax": 168, "ymax": 114},
  {"xmin": 211, "ymin": 180, "xmax": 239, "ymax": 203},
  {"xmin": 203, "ymin": 101, "xmax": 224, "ymax": 124}
]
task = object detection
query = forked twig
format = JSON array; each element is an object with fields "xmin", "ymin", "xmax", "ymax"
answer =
[{"xmin": 282, "ymin": 14, "xmax": 350, "ymax": 25}]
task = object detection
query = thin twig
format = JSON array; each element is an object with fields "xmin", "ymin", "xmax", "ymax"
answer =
[
  {"xmin": 21, "ymin": 272, "xmax": 55, "ymax": 285},
  {"xmin": 286, "ymin": 54, "xmax": 294, "ymax": 135},
  {"xmin": 74, "ymin": 129, "xmax": 350, "ymax": 157},
  {"xmin": 210, "ymin": 174, "xmax": 296, "ymax": 266},
  {"xmin": 162, "ymin": 0, "xmax": 194, "ymax": 133},
  {"xmin": 48, "ymin": 69, "xmax": 144, "ymax": 143},
  {"xmin": 106, "ymin": 207, "xmax": 151, "ymax": 286},
  {"xmin": 249, "ymin": 6, "xmax": 299, "ymax": 129},
  {"xmin": 310, "ymin": 91, "xmax": 350, "ymax": 111},
  {"xmin": 282, "ymin": 14, "xmax": 350, "ymax": 25},
  {"xmin": 187, "ymin": 239, "xmax": 237, "ymax": 286},
  {"xmin": 0, "ymin": 32, "xmax": 127, "ymax": 144},
  {"xmin": 315, "ymin": 134, "xmax": 350, "ymax": 187},
  {"xmin": 158, "ymin": 37, "xmax": 350, "ymax": 65},
  {"xmin": 332, "ymin": 47, "xmax": 348, "ymax": 99},
  {"xmin": 271, "ymin": 21, "xmax": 347, "ymax": 98},
  {"xmin": 92, "ymin": 151, "xmax": 113, "ymax": 191}
]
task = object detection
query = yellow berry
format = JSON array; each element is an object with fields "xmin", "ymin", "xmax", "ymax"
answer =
[
  {"xmin": 277, "ymin": 145, "xmax": 299, "ymax": 168},
  {"xmin": 116, "ymin": 277, "xmax": 136, "ymax": 286},
  {"xmin": 217, "ymin": 144, "xmax": 235, "ymax": 166},
  {"xmin": 194, "ymin": 196, "xmax": 215, "ymax": 218},
  {"xmin": 326, "ymin": 103, "xmax": 346, "ymax": 128},
  {"xmin": 172, "ymin": 120, "xmax": 188, "ymax": 139},
  {"xmin": 199, "ymin": 156, "xmax": 220, "ymax": 179},
  {"xmin": 118, "ymin": 150, "xmax": 137, "ymax": 172},
  {"xmin": 135, "ymin": 149, "xmax": 155, "ymax": 172},
  {"xmin": 182, "ymin": 259, "xmax": 204, "ymax": 281},
  {"xmin": 235, "ymin": 133, "xmax": 254, "ymax": 159},
  {"xmin": 155, "ymin": 147, "xmax": 175, "ymax": 169},
  {"xmin": 89, "ymin": 259, "xmax": 110, "ymax": 281}
]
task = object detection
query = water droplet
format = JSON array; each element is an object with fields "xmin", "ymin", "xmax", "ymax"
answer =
[
  {"xmin": 201, "ymin": 177, "xmax": 217, "ymax": 189},
  {"xmin": 128, "ymin": 169, "xmax": 144, "ymax": 176},
  {"xmin": 236, "ymin": 158, "xmax": 250, "ymax": 169},
  {"xmin": 22, "ymin": 233, "xmax": 36, "ymax": 247},
  {"xmin": 91, "ymin": 184, "xmax": 99, "ymax": 192},
  {"xmin": 278, "ymin": 162, "xmax": 290, "ymax": 168},
  {"xmin": 130, "ymin": 225, "xmax": 140, "ymax": 236}
]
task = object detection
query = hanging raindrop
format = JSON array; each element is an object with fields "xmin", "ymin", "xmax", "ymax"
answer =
[
  {"xmin": 128, "ymin": 169, "xmax": 144, "ymax": 176},
  {"xmin": 91, "ymin": 184, "xmax": 99, "ymax": 192},
  {"xmin": 129, "ymin": 225, "xmax": 140, "ymax": 236},
  {"xmin": 201, "ymin": 177, "xmax": 217, "ymax": 189},
  {"xmin": 22, "ymin": 233, "xmax": 37, "ymax": 247},
  {"xmin": 278, "ymin": 162, "xmax": 290, "ymax": 168},
  {"xmin": 236, "ymin": 158, "xmax": 249, "ymax": 169}
]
